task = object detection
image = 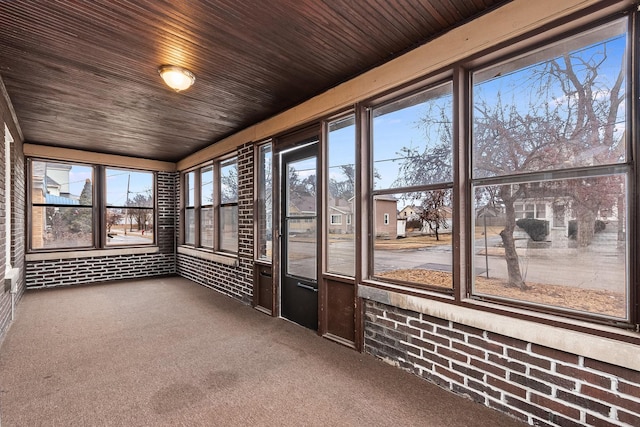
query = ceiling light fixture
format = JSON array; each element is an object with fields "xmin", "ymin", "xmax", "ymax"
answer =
[{"xmin": 158, "ymin": 65, "xmax": 195, "ymax": 92}]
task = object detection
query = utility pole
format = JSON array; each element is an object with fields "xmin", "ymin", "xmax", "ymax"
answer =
[{"xmin": 125, "ymin": 174, "xmax": 130, "ymax": 235}]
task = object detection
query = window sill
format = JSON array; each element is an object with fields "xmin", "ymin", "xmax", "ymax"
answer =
[
  {"xmin": 358, "ymin": 284, "xmax": 640, "ymax": 372},
  {"xmin": 177, "ymin": 246, "xmax": 238, "ymax": 267},
  {"xmin": 26, "ymin": 246, "xmax": 160, "ymax": 261}
]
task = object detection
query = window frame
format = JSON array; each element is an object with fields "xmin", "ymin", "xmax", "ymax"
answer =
[
  {"xmin": 467, "ymin": 16, "xmax": 632, "ymax": 324},
  {"xmin": 358, "ymin": 11, "xmax": 637, "ymax": 329},
  {"xmin": 181, "ymin": 153, "xmax": 239, "ymax": 255},
  {"xmin": 104, "ymin": 167, "xmax": 156, "ymax": 247},
  {"xmin": 367, "ymin": 79, "xmax": 456, "ymax": 292},
  {"xmin": 27, "ymin": 158, "xmax": 158, "ymax": 252},
  {"xmin": 255, "ymin": 141, "xmax": 273, "ymax": 262}
]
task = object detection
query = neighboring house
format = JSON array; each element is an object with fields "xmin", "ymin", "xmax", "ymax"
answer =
[
  {"xmin": 328, "ymin": 196, "xmax": 354, "ymax": 234},
  {"xmin": 30, "ymin": 163, "xmax": 81, "ymax": 249},
  {"xmin": 373, "ymin": 194, "xmax": 397, "ymax": 239},
  {"xmin": 482, "ymin": 197, "xmax": 622, "ymax": 248},
  {"xmin": 288, "ymin": 194, "xmax": 317, "ymax": 234},
  {"xmin": 399, "ymin": 205, "xmax": 420, "ymax": 220},
  {"xmin": 399, "ymin": 204, "xmax": 453, "ymax": 235},
  {"xmin": 44, "ymin": 163, "xmax": 73, "ymax": 197}
]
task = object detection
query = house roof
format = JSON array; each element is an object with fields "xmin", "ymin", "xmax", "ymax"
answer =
[{"xmin": 45, "ymin": 195, "xmax": 80, "ymax": 205}]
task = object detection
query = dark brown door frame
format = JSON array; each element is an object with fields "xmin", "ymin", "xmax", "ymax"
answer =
[{"xmin": 273, "ymin": 125, "xmax": 322, "ymax": 332}]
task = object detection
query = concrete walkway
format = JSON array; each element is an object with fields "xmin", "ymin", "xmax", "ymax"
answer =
[{"xmin": 0, "ymin": 277, "xmax": 523, "ymax": 426}]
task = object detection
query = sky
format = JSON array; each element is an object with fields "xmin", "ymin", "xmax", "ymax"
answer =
[{"xmin": 64, "ymin": 167, "xmax": 152, "ymax": 206}]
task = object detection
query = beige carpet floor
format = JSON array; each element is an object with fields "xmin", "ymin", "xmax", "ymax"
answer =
[{"xmin": 0, "ymin": 276, "xmax": 523, "ymax": 426}]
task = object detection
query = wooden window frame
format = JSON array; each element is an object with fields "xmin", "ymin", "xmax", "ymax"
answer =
[
  {"xmin": 27, "ymin": 158, "xmax": 157, "ymax": 252},
  {"xmin": 359, "ymin": 11, "xmax": 638, "ymax": 330},
  {"xmin": 181, "ymin": 154, "xmax": 238, "ymax": 255}
]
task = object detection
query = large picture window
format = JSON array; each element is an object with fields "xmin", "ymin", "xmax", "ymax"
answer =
[
  {"xmin": 470, "ymin": 18, "xmax": 629, "ymax": 320},
  {"xmin": 370, "ymin": 82, "xmax": 454, "ymax": 290},
  {"xmin": 182, "ymin": 155, "xmax": 238, "ymax": 254},
  {"xmin": 361, "ymin": 15, "xmax": 636, "ymax": 327},
  {"xmin": 29, "ymin": 160, "xmax": 156, "ymax": 251}
]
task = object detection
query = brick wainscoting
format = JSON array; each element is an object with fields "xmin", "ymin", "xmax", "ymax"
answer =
[
  {"xmin": 26, "ymin": 252, "xmax": 175, "ymax": 288},
  {"xmin": 364, "ymin": 300, "xmax": 640, "ymax": 427},
  {"xmin": 24, "ymin": 171, "xmax": 176, "ymax": 289}
]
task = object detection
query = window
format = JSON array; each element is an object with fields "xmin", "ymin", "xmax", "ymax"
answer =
[
  {"xmin": 30, "ymin": 160, "xmax": 95, "ymax": 250},
  {"xmin": 200, "ymin": 166, "xmax": 214, "ymax": 247},
  {"xmin": 383, "ymin": 213, "xmax": 390, "ymax": 225},
  {"xmin": 471, "ymin": 18, "xmax": 629, "ymax": 320},
  {"xmin": 29, "ymin": 160, "xmax": 156, "ymax": 251},
  {"xmin": 182, "ymin": 155, "xmax": 238, "ymax": 254},
  {"xmin": 105, "ymin": 168, "xmax": 154, "ymax": 246},
  {"xmin": 184, "ymin": 171, "xmax": 196, "ymax": 245},
  {"xmin": 220, "ymin": 158, "xmax": 238, "ymax": 253},
  {"xmin": 326, "ymin": 114, "xmax": 356, "ymax": 276},
  {"xmin": 370, "ymin": 82, "xmax": 454, "ymax": 289},
  {"xmin": 360, "ymin": 15, "xmax": 636, "ymax": 326},
  {"xmin": 256, "ymin": 143, "xmax": 272, "ymax": 261}
]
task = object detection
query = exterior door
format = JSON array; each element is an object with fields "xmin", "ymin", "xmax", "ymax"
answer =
[{"xmin": 280, "ymin": 141, "xmax": 318, "ymax": 330}]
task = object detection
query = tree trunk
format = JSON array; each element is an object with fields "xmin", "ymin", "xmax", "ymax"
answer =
[
  {"xmin": 500, "ymin": 186, "xmax": 526, "ymax": 289},
  {"xmin": 576, "ymin": 208, "xmax": 595, "ymax": 248},
  {"xmin": 617, "ymin": 194, "xmax": 624, "ymax": 243}
]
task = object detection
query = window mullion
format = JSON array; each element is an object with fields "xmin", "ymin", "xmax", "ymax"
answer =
[
  {"xmin": 194, "ymin": 168, "xmax": 202, "ymax": 248},
  {"xmin": 454, "ymin": 66, "xmax": 470, "ymax": 302},
  {"xmin": 214, "ymin": 161, "xmax": 220, "ymax": 251}
]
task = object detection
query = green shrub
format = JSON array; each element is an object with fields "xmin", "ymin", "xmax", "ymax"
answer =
[
  {"xmin": 568, "ymin": 219, "xmax": 606, "ymax": 239},
  {"xmin": 515, "ymin": 218, "xmax": 549, "ymax": 241}
]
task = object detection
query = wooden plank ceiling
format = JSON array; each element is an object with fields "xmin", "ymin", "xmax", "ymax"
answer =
[{"xmin": 0, "ymin": 0, "xmax": 509, "ymax": 162}]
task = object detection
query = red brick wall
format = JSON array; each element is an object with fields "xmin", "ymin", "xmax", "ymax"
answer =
[{"xmin": 365, "ymin": 300, "xmax": 640, "ymax": 426}]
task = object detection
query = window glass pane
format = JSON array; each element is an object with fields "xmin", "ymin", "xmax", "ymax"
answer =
[
  {"xmin": 220, "ymin": 158, "xmax": 238, "ymax": 204},
  {"xmin": 31, "ymin": 161, "xmax": 93, "ymax": 205},
  {"xmin": 200, "ymin": 207, "xmax": 213, "ymax": 248},
  {"xmin": 287, "ymin": 156, "xmax": 316, "ymax": 216},
  {"xmin": 106, "ymin": 168, "xmax": 153, "ymax": 207},
  {"xmin": 105, "ymin": 168, "xmax": 154, "ymax": 246},
  {"xmin": 201, "ymin": 166, "xmax": 213, "ymax": 206},
  {"xmin": 257, "ymin": 144, "xmax": 273, "ymax": 261},
  {"xmin": 286, "ymin": 217, "xmax": 316, "ymax": 280},
  {"xmin": 220, "ymin": 205, "xmax": 238, "ymax": 253},
  {"xmin": 327, "ymin": 115, "xmax": 356, "ymax": 276},
  {"xmin": 184, "ymin": 208, "xmax": 195, "ymax": 245},
  {"xmin": 473, "ymin": 174, "xmax": 628, "ymax": 319},
  {"xmin": 472, "ymin": 19, "xmax": 627, "ymax": 178},
  {"xmin": 106, "ymin": 207, "xmax": 153, "ymax": 245},
  {"xmin": 373, "ymin": 190, "xmax": 453, "ymax": 289},
  {"xmin": 30, "ymin": 161, "xmax": 94, "ymax": 249},
  {"xmin": 185, "ymin": 171, "xmax": 195, "ymax": 207},
  {"xmin": 32, "ymin": 206, "xmax": 93, "ymax": 249},
  {"xmin": 372, "ymin": 82, "xmax": 453, "ymax": 190}
]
